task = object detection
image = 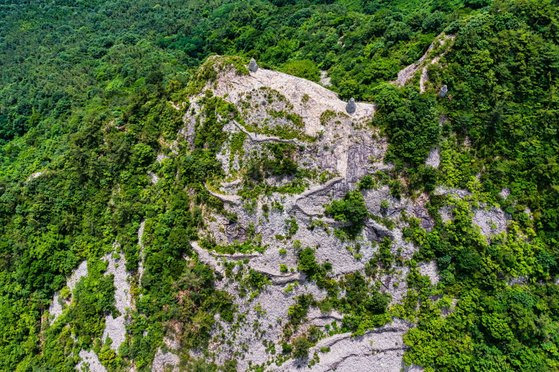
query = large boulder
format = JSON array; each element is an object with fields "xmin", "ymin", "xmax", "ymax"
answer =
[
  {"xmin": 248, "ymin": 58, "xmax": 259, "ymax": 73},
  {"xmin": 345, "ymin": 97, "xmax": 356, "ymax": 114},
  {"xmin": 438, "ymin": 84, "xmax": 448, "ymax": 98}
]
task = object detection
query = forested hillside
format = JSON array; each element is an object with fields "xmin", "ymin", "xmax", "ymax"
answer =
[{"xmin": 1, "ymin": 0, "xmax": 558, "ymax": 370}]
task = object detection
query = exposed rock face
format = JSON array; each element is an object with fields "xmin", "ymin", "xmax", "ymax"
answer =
[
  {"xmin": 320, "ymin": 70, "xmax": 331, "ymax": 86},
  {"xmin": 49, "ymin": 260, "xmax": 88, "ymax": 324},
  {"xmin": 473, "ymin": 207, "xmax": 507, "ymax": 240},
  {"xmin": 393, "ymin": 33, "xmax": 455, "ymax": 93},
  {"xmin": 279, "ymin": 319, "xmax": 413, "ymax": 372},
  {"xmin": 248, "ymin": 58, "xmax": 259, "ymax": 72},
  {"xmin": 433, "ymin": 186, "xmax": 471, "ymax": 198},
  {"xmin": 102, "ymin": 250, "xmax": 132, "ymax": 351},
  {"xmin": 500, "ymin": 188, "xmax": 510, "ymax": 199},
  {"xmin": 27, "ymin": 171, "xmax": 44, "ymax": 181},
  {"xmin": 148, "ymin": 171, "xmax": 159, "ymax": 184},
  {"xmin": 171, "ymin": 59, "xmax": 439, "ymax": 370},
  {"xmin": 439, "ymin": 206, "xmax": 454, "ymax": 223},
  {"xmin": 425, "ymin": 148, "xmax": 440, "ymax": 168},
  {"xmin": 76, "ymin": 350, "xmax": 106, "ymax": 372},
  {"xmin": 197, "ymin": 64, "xmax": 375, "ymax": 138},
  {"xmin": 418, "ymin": 261, "xmax": 439, "ymax": 285},
  {"xmin": 152, "ymin": 348, "xmax": 180, "ymax": 372}
]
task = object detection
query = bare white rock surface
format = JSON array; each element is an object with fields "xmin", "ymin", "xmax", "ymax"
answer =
[
  {"xmin": 418, "ymin": 261, "xmax": 440, "ymax": 285},
  {"xmin": 207, "ymin": 66, "xmax": 375, "ymax": 138},
  {"xmin": 49, "ymin": 260, "xmax": 88, "ymax": 324},
  {"xmin": 161, "ymin": 59, "xmax": 454, "ymax": 371},
  {"xmin": 425, "ymin": 148, "xmax": 440, "ymax": 168},
  {"xmin": 499, "ymin": 188, "xmax": 510, "ymax": 199},
  {"xmin": 148, "ymin": 171, "xmax": 159, "ymax": 184},
  {"xmin": 177, "ymin": 62, "xmax": 429, "ymax": 371},
  {"xmin": 76, "ymin": 350, "xmax": 106, "ymax": 372},
  {"xmin": 102, "ymin": 251, "xmax": 132, "ymax": 351},
  {"xmin": 433, "ymin": 186, "xmax": 471, "ymax": 198},
  {"xmin": 152, "ymin": 348, "xmax": 180, "ymax": 372},
  {"xmin": 279, "ymin": 319, "xmax": 412, "ymax": 372},
  {"xmin": 392, "ymin": 33, "xmax": 455, "ymax": 93},
  {"xmin": 439, "ymin": 206, "xmax": 454, "ymax": 223},
  {"xmin": 27, "ymin": 171, "xmax": 44, "ymax": 181},
  {"xmin": 473, "ymin": 207, "xmax": 507, "ymax": 240},
  {"xmin": 320, "ymin": 70, "xmax": 332, "ymax": 87}
]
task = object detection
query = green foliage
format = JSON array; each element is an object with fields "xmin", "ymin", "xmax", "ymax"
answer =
[
  {"xmin": 243, "ymin": 269, "xmax": 271, "ymax": 293},
  {"xmin": 281, "ymin": 60, "xmax": 320, "ymax": 82},
  {"xmin": 374, "ymin": 84, "xmax": 440, "ymax": 169},
  {"xmin": 325, "ymin": 190, "xmax": 369, "ymax": 237},
  {"xmin": 292, "ymin": 336, "xmax": 312, "ymax": 360},
  {"xmin": 240, "ymin": 142, "xmax": 305, "ymax": 199},
  {"xmin": 173, "ymin": 263, "xmax": 234, "ymax": 351},
  {"xmin": 340, "ymin": 272, "xmax": 391, "ymax": 334},
  {"xmin": 358, "ymin": 174, "xmax": 376, "ymax": 190},
  {"xmin": 188, "ymin": 55, "xmax": 248, "ymax": 95},
  {"xmin": 202, "ymin": 240, "xmax": 265, "ymax": 255},
  {"xmin": 69, "ymin": 260, "xmax": 116, "ymax": 347},
  {"xmin": 285, "ymin": 217, "xmax": 299, "ymax": 238},
  {"xmin": 297, "ymin": 247, "xmax": 332, "ymax": 288},
  {"xmin": 1, "ymin": 0, "xmax": 559, "ymax": 370},
  {"xmin": 247, "ymin": 143, "xmax": 299, "ymax": 182},
  {"xmin": 403, "ymin": 193, "xmax": 559, "ymax": 369},
  {"xmin": 288, "ymin": 294, "xmax": 314, "ymax": 328}
]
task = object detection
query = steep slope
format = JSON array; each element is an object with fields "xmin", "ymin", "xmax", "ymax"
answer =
[
  {"xmin": 46, "ymin": 55, "xmax": 523, "ymax": 372},
  {"xmin": 4, "ymin": 2, "xmax": 559, "ymax": 371},
  {"xmin": 146, "ymin": 57, "xmax": 435, "ymax": 371}
]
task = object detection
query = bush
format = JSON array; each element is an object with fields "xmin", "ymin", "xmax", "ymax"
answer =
[
  {"xmin": 292, "ymin": 336, "xmax": 312, "ymax": 359},
  {"xmin": 325, "ymin": 190, "xmax": 369, "ymax": 237},
  {"xmin": 358, "ymin": 175, "xmax": 376, "ymax": 190},
  {"xmin": 281, "ymin": 60, "xmax": 320, "ymax": 82}
]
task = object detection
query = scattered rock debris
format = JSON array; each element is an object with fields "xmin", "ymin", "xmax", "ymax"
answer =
[
  {"xmin": 473, "ymin": 207, "xmax": 507, "ymax": 240},
  {"xmin": 393, "ymin": 33, "xmax": 455, "ymax": 93},
  {"xmin": 425, "ymin": 148, "xmax": 440, "ymax": 168}
]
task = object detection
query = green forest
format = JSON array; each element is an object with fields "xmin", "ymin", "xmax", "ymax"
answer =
[{"xmin": 1, "ymin": 0, "xmax": 559, "ymax": 370}]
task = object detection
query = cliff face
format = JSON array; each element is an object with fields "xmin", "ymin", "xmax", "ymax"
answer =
[
  {"xmin": 148, "ymin": 58, "xmax": 435, "ymax": 371},
  {"xmin": 62, "ymin": 57, "xmax": 509, "ymax": 371}
]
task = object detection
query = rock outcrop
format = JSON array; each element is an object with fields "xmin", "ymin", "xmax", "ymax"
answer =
[
  {"xmin": 346, "ymin": 97, "xmax": 356, "ymax": 114},
  {"xmin": 393, "ymin": 33, "xmax": 455, "ymax": 93},
  {"xmin": 49, "ymin": 260, "xmax": 88, "ymax": 324},
  {"xmin": 169, "ymin": 57, "xmax": 436, "ymax": 370},
  {"xmin": 248, "ymin": 58, "xmax": 259, "ymax": 73}
]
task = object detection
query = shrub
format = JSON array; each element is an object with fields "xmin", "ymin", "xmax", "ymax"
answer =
[
  {"xmin": 325, "ymin": 190, "xmax": 369, "ymax": 237},
  {"xmin": 281, "ymin": 59, "xmax": 320, "ymax": 82},
  {"xmin": 358, "ymin": 174, "xmax": 376, "ymax": 190}
]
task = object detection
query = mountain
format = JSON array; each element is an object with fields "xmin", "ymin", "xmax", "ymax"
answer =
[{"xmin": 1, "ymin": 1, "xmax": 559, "ymax": 371}]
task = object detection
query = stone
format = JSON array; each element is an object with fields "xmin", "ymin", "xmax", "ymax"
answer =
[
  {"xmin": 101, "ymin": 250, "xmax": 131, "ymax": 351},
  {"xmin": 425, "ymin": 148, "xmax": 440, "ymax": 168},
  {"xmin": 345, "ymin": 97, "xmax": 356, "ymax": 114},
  {"xmin": 473, "ymin": 207, "xmax": 507, "ymax": 240},
  {"xmin": 438, "ymin": 84, "xmax": 448, "ymax": 98},
  {"xmin": 248, "ymin": 58, "xmax": 258, "ymax": 73},
  {"xmin": 174, "ymin": 63, "xmax": 422, "ymax": 370}
]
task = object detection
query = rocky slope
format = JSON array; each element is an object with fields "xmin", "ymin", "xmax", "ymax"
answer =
[
  {"xmin": 151, "ymin": 58, "xmax": 433, "ymax": 371},
  {"xmin": 66, "ymin": 56, "xmax": 509, "ymax": 371}
]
